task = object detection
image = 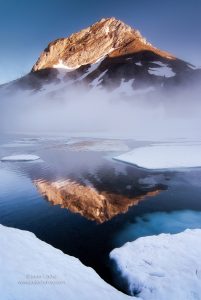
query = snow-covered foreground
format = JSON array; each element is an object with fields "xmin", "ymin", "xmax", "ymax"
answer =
[
  {"xmin": 110, "ymin": 229, "xmax": 201, "ymax": 300},
  {"xmin": 0, "ymin": 225, "xmax": 131, "ymax": 300},
  {"xmin": 114, "ymin": 143, "xmax": 201, "ymax": 169},
  {"xmin": 1, "ymin": 154, "xmax": 40, "ymax": 161},
  {"xmin": 1, "ymin": 224, "xmax": 201, "ymax": 300}
]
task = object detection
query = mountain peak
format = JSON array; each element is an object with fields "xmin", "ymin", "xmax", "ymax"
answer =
[{"xmin": 32, "ymin": 18, "xmax": 174, "ymax": 72}]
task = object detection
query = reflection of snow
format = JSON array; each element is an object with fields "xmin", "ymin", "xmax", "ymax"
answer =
[
  {"xmin": 138, "ymin": 174, "xmax": 166, "ymax": 187},
  {"xmin": 110, "ymin": 228, "xmax": 201, "ymax": 299},
  {"xmin": 0, "ymin": 224, "xmax": 130, "ymax": 300},
  {"xmin": 135, "ymin": 62, "xmax": 142, "ymax": 66},
  {"xmin": 115, "ymin": 143, "xmax": 201, "ymax": 169}
]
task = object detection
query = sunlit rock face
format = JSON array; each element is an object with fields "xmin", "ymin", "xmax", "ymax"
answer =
[
  {"xmin": 1, "ymin": 17, "xmax": 200, "ymax": 97},
  {"xmin": 29, "ymin": 17, "xmax": 201, "ymax": 95},
  {"xmin": 35, "ymin": 179, "xmax": 160, "ymax": 223},
  {"xmin": 32, "ymin": 17, "xmax": 174, "ymax": 72}
]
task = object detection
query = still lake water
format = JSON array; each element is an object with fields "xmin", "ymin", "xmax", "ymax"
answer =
[{"xmin": 1, "ymin": 134, "xmax": 201, "ymax": 290}]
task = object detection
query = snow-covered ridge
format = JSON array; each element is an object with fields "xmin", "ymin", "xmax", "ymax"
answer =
[
  {"xmin": 114, "ymin": 143, "xmax": 201, "ymax": 169},
  {"xmin": 0, "ymin": 224, "xmax": 131, "ymax": 300},
  {"xmin": 110, "ymin": 229, "xmax": 201, "ymax": 299}
]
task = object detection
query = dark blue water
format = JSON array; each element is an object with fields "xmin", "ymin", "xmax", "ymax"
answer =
[{"xmin": 1, "ymin": 134, "xmax": 201, "ymax": 290}]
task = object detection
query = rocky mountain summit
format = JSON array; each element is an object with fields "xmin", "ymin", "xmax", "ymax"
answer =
[
  {"xmin": 1, "ymin": 17, "xmax": 200, "ymax": 97},
  {"xmin": 32, "ymin": 17, "xmax": 174, "ymax": 72}
]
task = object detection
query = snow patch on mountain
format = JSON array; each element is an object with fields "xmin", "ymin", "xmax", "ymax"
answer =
[
  {"xmin": 111, "ymin": 79, "xmax": 155, "ymax": 97},
  {"xmin": 148, "ymin": 61, "xmax": 175, "ymax": 77},
  {"xmin": 113, "ymin": 79, "xmax": 135, "ymax": 96},
  {"xmin": 78, "ymin": 56, "xmax": 106, "ymax": 82},
  {"xmin": 90, "ymin": 69, "xmax": 108, "ymax": 87},
  {"xmin": 53, "ymin": 59, "xmax": 80, "ymax": 71},
  {"xmin": 135, "ymin": 62, "xmax": 142, "ymax": 66}
]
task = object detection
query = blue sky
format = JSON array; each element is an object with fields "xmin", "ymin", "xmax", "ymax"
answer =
[{"xmin": 0, "ymin": 0, "xmax": 200, "ymax": 84}]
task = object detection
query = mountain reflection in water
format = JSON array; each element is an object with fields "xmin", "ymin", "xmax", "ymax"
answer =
[{"xmin": 35, "ymin": 178, "xmax": 161, "ymax": 223}]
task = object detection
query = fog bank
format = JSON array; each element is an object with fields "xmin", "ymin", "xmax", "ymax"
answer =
[{"xmin": 1, "ymin": 82, "xmax": 201, "ymax": 141}]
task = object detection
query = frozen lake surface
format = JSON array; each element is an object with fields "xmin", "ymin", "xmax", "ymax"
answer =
[{"xmin": 1, "ymin": 134, "xmax": 201, "ymax": 292}]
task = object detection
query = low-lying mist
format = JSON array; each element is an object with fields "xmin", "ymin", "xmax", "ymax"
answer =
[{"xmin": 1, "ymin": 82, "xmax": 201, "ymax": 141}]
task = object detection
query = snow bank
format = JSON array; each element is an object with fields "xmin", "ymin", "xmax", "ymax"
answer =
[
  {"xmin": 0, "ymin": 224, "xmax": 131, "ymax": 300},
  {"xmin": 110, "ymin": 229, "xmax": 201, "ymax": 299},
  {"xmin": 1, "ymin": 154, "xmax": 40, "ymax": 161},
  {"xmin": 114, "ymin": 144, "xmax": 201, "ymax": 169}
]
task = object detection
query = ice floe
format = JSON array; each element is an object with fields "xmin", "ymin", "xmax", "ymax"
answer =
[
  {"xmin": 110, "ymin": 229, "xmax": 201, "ymax": 299},
  {"xmin": 114, "ymin": 143, "xmax": 201, "ymax": 169},
  {"xmin": 1, "ymin": 154, "xmax": 40, "ymax": 162}
]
